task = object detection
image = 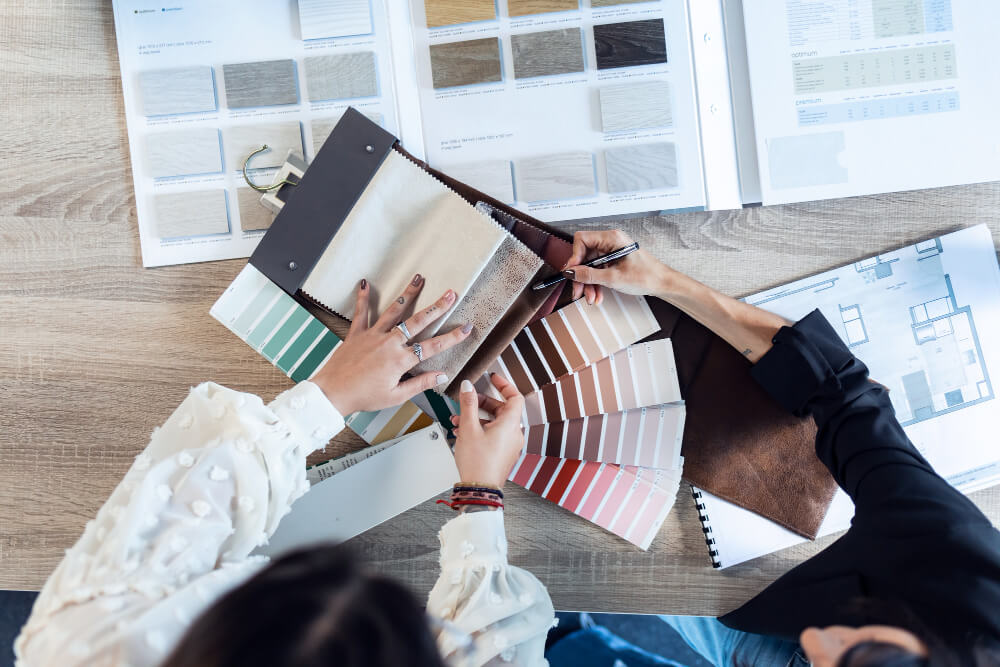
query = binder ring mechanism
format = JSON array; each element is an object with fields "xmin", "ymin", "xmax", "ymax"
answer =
[{"xmin": 242, "ymin": 145, "xmax": 301, "ymax": 193}]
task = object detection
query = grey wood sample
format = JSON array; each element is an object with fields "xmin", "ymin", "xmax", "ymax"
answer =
[
  {"xmin": 304, "ymin": 52, "xmax": 377, "ymax": 102},
  {"xmin": 153, "ymin": 189, "xmax": 230, "ymax": 238},
  {"xmin": 511, "ymin": 28, "xmax": 584, "ymax": 79},
  {"xmin": 312, "ymin": 112, "xmax": 383, "ymax": 154},
  {"xmin": 144, "ymin": 128, "xmax": 223, "ymax": 178},
  {"xmin": 225, "ymin": 121, "xmax": 304, "ymax": 170},
  {"xmin": 236, "ymin": 187, "xmax": 274, "ymax": 232},
  {"xmin": 444, "ymin": 160, "xmax": 514, "ymax": 202},
  {"xmin": 517, "ymin": 151, "xmax": 595, "ymax": 202},
  {"xmin": 138, "ymin": 66, "xmax": 217, "ymax": 116},
  {"xmin": 222, "ymin": 59, "xmax": 298, "ymax": 109},
  {"xmin": 599, "ymin": 80, "xmax": 671, "ymax": 132},
  {"xmin": 593, "ymin": 18, "xmax": 667, "ymax": 70},
  {"xmin": 429, "ymin": 38, "xmax": 503, "ymax": 89},
  {"xmin": 299, "ymin": 0, "xmax": 373, "ymax": 40},
  {"xmin": 604, "ymin": 142, "xmax": 677, "ymax": 192}
]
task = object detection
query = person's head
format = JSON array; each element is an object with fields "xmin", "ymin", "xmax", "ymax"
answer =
[{"xmin": 162, "ymin": 545, "xmax": 447, "ymax": 667}]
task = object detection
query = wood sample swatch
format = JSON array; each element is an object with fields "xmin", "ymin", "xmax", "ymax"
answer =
[
  {"xmin": 429, "ymin": 38, "xmax": 503, "ymax": 89},
  {"xmin": 593, "ymin": 18, "xmax": 667, "ymax": 70},
  {"xmin": 298, "ymin": 0, "xmax": 373, "ymax": 39},
  {"xmin": 425, "ymin": 0, "xmax": 496, "ymax": 27},
  {"xmin": 236, "ymin": 187, "xmax": 274, "ymax": 232},
  {"xmin": 225, "ymin": 121, "xmax": 304, "ymax": 170},
  {"xmin": 511, "ymin": 28, "xmax": 584, "ymax": 79},
  {"xmin": 153, "ymin": 190, "xmax": 230, "ymax": 239},
  {"xmin": 138, "ymin": 66, "xmax": 217, "ymax": 116},
  {"xmin": 222, "ymin": 60, "xmax": 298, "ymax": 108},
  {"xmin": 443, "ymin": 160, "xmax": 514, "ymax": 203},
  {"xmin": 604, "ymin": 142, "xmax": 677, "ymax": 192},
  {"xmin": 508, "ymin": 0, "xmax": 579, "ymax": 17},
  {"xmin": 591, "ymin": 0, "xmax": 649, "ymax": 6},
  {"xmin": 599, "ymin": 80, "xmax": 672, "ymax": 132},
  {"xmin": 144, "ymin": 128, "xmax": 222, "ymax": 178},
  {"xmin": 312, "ymin": 112, "xmax": 384, "ymax": 154},
  {"xmin": 517, "ymin": 151, "xmax": 595, "ymax": 202},
  {"xmin": 304, "ymin": 52, "xmax": 377, "ymax": 102}
]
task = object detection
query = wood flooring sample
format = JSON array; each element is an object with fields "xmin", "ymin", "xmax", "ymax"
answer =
[
  {"xmin": 312, "ymin": 112, "xmax": 384, "ymax": 154},
  {"xmin": 517, "ymin": 151, "xmax": 595, "ymax": 202},
  {"xmin": 299, "ymin": 0, "xmax": 373, "ymax": 39},
  {"xmin": 145, "ymin": 128, "xmax": 222, "ymax": 178},
  {"xmin": 508, "ymin": 0, "xmax": 578, "ymax": 17},
  {"xmin": 138, "ymin": 66, "xmax": 217, "ymax": 116},
  {"xmin": 429, "ymin": 38, "xmax": 502, "ymax": 89},
  {"xmin": 153, "ymin": 190, "xmax": 230, "ymax": 239},
  {"xmin": 511, "ymin": 28, "xmax": 584, "ymax": 79},
  {"xmin": 591, "ymin": 0, "xmax": 649, "ymax": 6},
  {"xmin": 304, "ymin": 52, "xmax": 377, "ymax": 102},
  {"xmin": 226, "ymin": 122, "xmax": 304, "ymax": 170},
  {"xmin": 599, "ymin": 80, "xmax": 672, "ymax": 132},
  {"xmin": 223, "ymin": 60, "xmax": 299, "ymax": 108},
  {"xmin": 425, "ymin": 0, "xmax": 496, "ymax": 27},
  {"xmin": 593, "ymin": 18, "xmax": 667, "ymax": 70},
  {"xmin": 604, "ymin": 142, "xmax": 677, "ymax": 192},
  {"xmin": 236, "ymin": 187, "xmax": 274, "ymax": 232},
  {"xmin": 445, "ymin": 160, "xmax": 515, "ymax": 203}
]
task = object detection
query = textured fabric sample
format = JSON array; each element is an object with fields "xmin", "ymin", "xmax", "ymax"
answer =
[
  {"xmin": 304, "ymin": 52, "xmax": 377, "ymax": 102},
  {"xmin": 599, "ymin": 80, "xmax": 672, "ymax": 132},
  {"xmin": 298, "ymin": 0, "xmax": 373, "ymax": 39},
  {"xmin": 222, "ymin": 60, "xmax": 299, "ymax": 108},
  {"xmin": 424, "ymin": 0, "xmax": 496, "ymax": 27},
  {"xmin": 311, "ymin": 112, "xmax": 384, "ymax": 155},
  {"xmin": 604, "ymin": 142, "xmax": 678, "ymax": 192},
  {"xmin": 511, "ymin": 28, "xmax": 584, "ymax": 79},
  {"xmin": 225, "ymin": 121, "xmax": 304, "ymax": 170},
  {"xmin": 593, "ymin": 18, "xmax": 668, "ymax": 70},
  {"xmin": 138, "ymin": 66, "xmax": 217, "ymax": 116},
  {"xmin": 153, "ymin": 190, "xmax": 230, "ymax": 238},
  {"xmin": 144, "ymin": 128, "xmax": 222, "ymax": 178},
  {"xmin": 429, "ymin": 38, "xmax": 503, "ymax": 89},
  {"xmin": 507, "ymin": 0, "xmax": 579, "ymax": 16},
  {"xmin": 517, "ymin": 151, "xmax": 595, "ymax": 202},
  {"xmin": 442, "ymin": 160, "xmax": 514, "ymax": 203},
  {"xmin": 236, "ymin": 188, "xmax": 274, "ymax": 232}
]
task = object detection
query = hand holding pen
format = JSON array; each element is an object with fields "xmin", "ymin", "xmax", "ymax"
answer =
[{"xmin": 550, "ymin": 231, "xmax": 672, "ymax": 305}]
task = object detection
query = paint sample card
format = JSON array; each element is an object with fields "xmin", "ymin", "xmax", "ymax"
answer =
[
  {"xmin": 304, "ymin": 52, "xmax": 378, "ymax": 102},
  {"xmin": 424, "ymin": 0, "xmax": 496, "ymax": 27},
  {"xmin": 429, "ymin": 38, "xmax": 503, "ymax": 89},
  {"xmin": 236, "ymin": 188, "xmax": 274, "ymax": 232},
  {"xmin": 298, "ymin": 0, "xmax": 373, "ymax": 40},
  {"xmin": 507, "ymin": 0, "xmax": 578, "ymax": 17},
  {"xmin": 138, "ymin": 66, "xmax": 217, "ymax": 117},
  {"xmin": 593, "ymin": 18, "xmax": 667, "ymax": 70},
  {"xmin": 523, "ymin": 339, "xmax": 682, "ymax": 425},
  {"xmin": 511, "ymin": 28, "xmax": 584, "ymax": 79},
  {"xmin": 599, "ymin": 81, "xmax": 672, "ymax": 132},
  {"xmin": 225, "ymin": 122, "xmax": 304, "ymax": 171},
  {"xmin": 153, "ymin": 190, "xmax": 230, "ymax": 239},
  {"xmin": 144, "ymin": 128, "xmax": 223, "ymax": 179},
  {"xmin": 223, "ymin": 59, "xmax": 299, "ymax": 108},
  {"xmin": 311, "ymin": 112, "xmax": 384, "ymax": 155},
  {"xmin": 605, "ymin": 142, "xmax": 678, "ymax": 193},
  {"xmin": 443, "ymin": 160, "xmax": 515, "ymax": 203},
  {"xmin": 516, "ymin": 151, "xmax": 595, "ymax": 202}
]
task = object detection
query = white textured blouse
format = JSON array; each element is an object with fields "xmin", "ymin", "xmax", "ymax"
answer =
[{"xmin": 14, "ymin": 381, "xmax": 554, "ymax": 667}]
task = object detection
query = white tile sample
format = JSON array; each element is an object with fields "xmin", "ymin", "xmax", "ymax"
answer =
[
  {"xmin": 311, "ymin": 112, "xmax": 383, "ymax": 154},
  {"xmin": 222, "ymin": 60, "xmax": 298, "ymax": 108},
  {"xmin": 604, "ymin": 142, "xmax": 678, "ymax": 192},
  {"xmin": 225, "ymin": 121, "xmax": 304, "ymax": 170},
  {"xmin": 298, "ymin": 0, "xmax": 374, "ymax": 40},
  {"xmin": 599, "ymin": 81, "xmax": 672, "ymax": 132},
  {"xmin": 153, "ymin": 190, "xmax": 230, "ymax": 238},
  {"xmin": 144, "ymin": 128, "xmax": 223, "ymax": 178},
  {"xmin": 138, "ymin": 66, "xmax": 217, "ymax": 117},
  {"xmin": 236, "ymin": 188, "xmax": 274, "ymax": 232},
  {"xmin": 443, "ymin": 160, "xmax": 515, "ymax": 203},
  {"xmin": 517, "ymin": 151, "xmax": 595, "ymax": 202},
  {"xmin": 304, "ymin": 52, "xmax": 378, "ymax": 102}
]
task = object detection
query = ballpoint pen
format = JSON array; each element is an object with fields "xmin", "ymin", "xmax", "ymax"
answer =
[{"xmin": 531, "ymin": 242, "xmax": 640, "ymax": 291}]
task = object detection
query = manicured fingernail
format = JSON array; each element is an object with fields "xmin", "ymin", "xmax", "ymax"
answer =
[
  {"xmin": 412, "ymin": 273, "xmax": 422, "ymax": 286},
  {"xmin": 436, "ymin": 374, "xmax": 449, "ymax": 386},
  {"xmin": 461, "ymin": 323, "xmax": 473, "ymax": 335},
  {"xmin": 360, "ymin": 278, "xmax": 367, "ymax": 289},
  {"xmin": 445, "ymin": 289, "xmax": 456, "ymax": 302},
  {"xmin": 562, "ymin": 270, "xmax": 575, "ymax": 279},
  {"xmin": 460, "ymin": 380, "xmax": 475, "ymax": 394}
]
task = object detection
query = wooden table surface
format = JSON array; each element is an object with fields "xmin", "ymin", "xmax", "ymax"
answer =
[{"xmin": 2, "ymin": 1, "xmax": 999, "ymax": 615}]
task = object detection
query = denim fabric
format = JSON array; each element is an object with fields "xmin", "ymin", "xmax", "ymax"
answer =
[
  {"xmin": 658, "ymin": 616, "xmax": 808, "ymax": 667},
  {"xmin": 546, "ymin": 624, "xmax": 689, "ymax": 667}
]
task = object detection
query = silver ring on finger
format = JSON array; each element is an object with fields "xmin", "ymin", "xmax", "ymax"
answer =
[
  {"xmin": 395, "ymin": 321, "xmax": 412, "ymax": 342},
  {"xmin": 411, "ymin": 342, "xmax": 424, "ymax": 362}
]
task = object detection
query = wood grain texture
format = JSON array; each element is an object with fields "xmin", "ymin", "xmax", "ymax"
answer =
[
  {"xmin": 591, "ymin": 0, "xmax": 649, "ymax": 6},
  {"xmin": 304, "ymin": 52, "xmax": 377, "ymax": 102},
  {"xmin": 298, "ymin": 0, "xmax": 373, "ymax": 40},
  {"xmin": 443, "ymin": 160, "xmax": 515, "ymax": 203},
  {"xmin": 593, "ymin": 18, "xmax": 667, "ymax": 70},
  {"xmin": 138, "ymin": 66, "xmax": 217, "ymax": 116},
  {"xmin": 600, "ymin": 80, "xmax": 671, "ymax": 132},
  {"xmin": 225, "ymin": 121, "xmax": 304, "ymax": 171},
  {"xmin": 153, "ymin": 189, "xmax": 230, "ymax": 238},
  {"xmin": 508, "ymin": 0, "xmax": 579, "ymax": 17},
  {"xmin": 517, "ymin": 151, "xmax": 595, "ymax": 202},
  {"xmin": 222, "ymin": 59, "xmax": 299, "ymax": 109},
  {"xmin": 425, "ymin": 0, "xmax": 496, "ymax": 28},
  {"xmin": 604, "ymin": 142, "xmax": 677, "ymax": 193},
  {"xmin": 311, "ymin": 112, "xmax": 384, "ymax": 155},
  {"xmin": 236, "ymin": 187, "xmax": 274, "ymax": 232},
  {"xmin": 3, "ymin": 0, "xmax": 1000, "ymax": 617},
  {"xmin": 144, "ymin": 128, "xmax": 223, "ymax": 179},
  {"xmin": 429, "ymin": 38, "xmax": 503, "ymax": 89},
  {"xmin": 511, "ymin": 28, "xmax": 584, "ymax": 79}
]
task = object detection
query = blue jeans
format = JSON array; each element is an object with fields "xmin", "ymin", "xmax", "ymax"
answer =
[{"xmin": 658, "ymin": 616, "xmax": 808, "ymax": 667}]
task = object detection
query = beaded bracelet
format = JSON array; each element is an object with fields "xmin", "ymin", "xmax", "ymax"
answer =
[
  {"xmin": 453, "ymin": 483, "xmax": 504, "ymax": 499},
  {"xmin": 437, "ymin": 483, "xmax": 504, "ymax": 511}
]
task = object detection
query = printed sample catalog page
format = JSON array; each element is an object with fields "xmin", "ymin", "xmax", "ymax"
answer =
[{"xmin": 743, "ymin": 0, "xmax": 1000, "ymax": 205}]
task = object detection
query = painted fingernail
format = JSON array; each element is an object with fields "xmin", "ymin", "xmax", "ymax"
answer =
[
  {"xmin": 360, "ymin": 278, "xmax": 367, "ymax": 289},
  {"xmin": 562, "ymin": 270, "xmax": 575, "ymax": 279},
  {"xmin": 436, "ymin": 374, "xmax": 449, "ymax": 386},
  {"xmin": 460, "ymin": 380, "xmax": 475, "ymax": 394},
  {"xmin": 461, "ymin": 323, "xmax": 473, "ymax": 335},
  {"xmin": 412, "ymin": 273, "xmax": 422, "ymax": 286},
  {"xmin": 445, "ymin": 289, "xmax": 456, "ymax": 302}
]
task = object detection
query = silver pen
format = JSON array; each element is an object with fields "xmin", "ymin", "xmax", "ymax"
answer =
[{"xmin": 532, "ymin": 242, "xmax": 640, "ymax": 291}]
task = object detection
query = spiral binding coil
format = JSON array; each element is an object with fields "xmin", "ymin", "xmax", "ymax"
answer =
[{"xmin": 691, "ymin": 487, "xmax": 722, "ymax": 568}]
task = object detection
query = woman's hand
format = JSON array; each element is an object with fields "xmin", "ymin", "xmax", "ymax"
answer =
[
  {"xmin": 561, "ymin": 230, "xmax": 673, "ymax": 304},
  {"xmin": 449, "ymin": 375, "xmax": 525, "ymax": 490},
  {"xmin": 311, "ymin": 275, "xmax": 473, "ymax": 415}
]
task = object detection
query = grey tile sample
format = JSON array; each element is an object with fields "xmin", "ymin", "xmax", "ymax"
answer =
[
  {"xmin": 299, "ymin": 0, "xmax": 373, "ymax": 40},
  {"xmin": 429, "ymin": 38, "xmax": 503, "ymax": 89},
  {"xmin": 511, "ymin": 28, "xmax": 584, "ymax": 79},
  {"xmin": 222, "ymin": 60, "xmax": 298, "ymax": 108},
  {"xmin": 138, "ymin": 66, "xmax": 217, "ymax": 116},
  {"xmin": 225, "ymin": 121, "xmax": 304, "ymax": 170},
  {"xmin": 153, "ymin": 190, "xmax": 230, "ymax": 238},
  {"xmin": 604, "ymin": 142, "xmax": 677, "ymax": 192},
  {"xmin": 599, "ymin": 80, "xmax": 671, "ymax": 132},
  {"xmin": 311, "ymin": 112, "xmax": 383, "ymax": 154},
  {"xmin": 237, "ymin": 187, "xmax": 274, "ymax": 232},
  {"xmin": 144, "ymin": 128, "xmax": 223, "ymax": 178},
  {"xmin": 304, "ymin": 52, "xmax": 377, "ymax": 102},
  {"xmin": 517, "ymin": 151, "xmax": 595, "ymax": 202},
  {"xmin": 593, "ymin": 18, "xmax": 667, "ymax": 70},
  {"xmin": 445, "ymin": 160, "xmax": 515, "ymax": 203}
]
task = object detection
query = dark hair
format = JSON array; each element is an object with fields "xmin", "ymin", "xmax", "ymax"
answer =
[{"xmin": 162, "ymin": 545, "xmax": 446, "ymax": 667}]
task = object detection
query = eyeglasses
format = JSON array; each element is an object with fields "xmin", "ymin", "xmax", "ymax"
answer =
[{"xmin": 426, "ymin": 613, "xmax": 476, "ymax": 666}]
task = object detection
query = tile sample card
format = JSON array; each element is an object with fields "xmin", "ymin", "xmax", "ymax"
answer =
[
  {"xmin": 429, "ymin": 38, "xmax": 503, "ymax": 89},
  {"xmin": 223, "ymin": 60, "xmax": 299, "ymax": 108},
  {"xmin": 236, "ymin": 188, "xmax": 274, "ymax": 232},
  {"xmin": 425, "ymin": 0, "xmax": 497, "ymax": 27},
  {"xmin": 144, "ymin": 128, "xmax": 223, "ymax": 178},
  {"xmin": 442, "ymin": 160, "xmax": 514, "ymax": 203},
  {"xmin": 153, "ymin": 190, "xmax": 230, "ymax": 239},
  {"xmin": 138, "ymin": 67, "xmax": 217, "ymax": 117},
  {"xmin": 225, "ymin": 122, "xmax": 304, "ymax": 170},
  {"xmin": 599, "ymin": 81, "xmax": 672, "ymax": 132},
  {"xmin": 298, "ymin": 0, "xmax": 373, "ymax": 40},
  {"xmin": 304, "ymin": 52, "xmax": 378, "ymax": 102},
  {"xmin": 517, "ymin": 152, "xmax": 595, "ymax": 202},
  {"xmin": 605, "ymin": 142, "xmax": 677, "ymax": 192},
  {"xmin": 507, "ymin": 0, "xmax": 579, "ymax": 18},
  {"xmin": 593, "ymin": 19, "xmax": 668, "ymax": 70},
  {"xmin": 511, "ymin": 28, "xmax": 584, "ymax": 79}
]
